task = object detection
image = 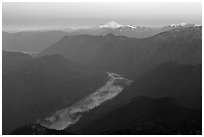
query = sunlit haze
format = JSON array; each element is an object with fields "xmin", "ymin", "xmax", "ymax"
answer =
[{"xmin": 3, "ymin": 2, "xmax": 202, "ymax": 31}]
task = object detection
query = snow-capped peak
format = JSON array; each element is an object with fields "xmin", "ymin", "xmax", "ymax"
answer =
[
  {"xmin": 170, "ymin": 22, "xmax": 200, "ymax": 27},
  {"xmin": 170, "ymin": 22, "xmax": 187, "ymax": 27},
  {"xmin": 99, "ymin": 21, "xmax": 123, "ymax": 29},
  {"xmin": 126, "ymin": 25, "xmax": 137, "ymax": 29}
]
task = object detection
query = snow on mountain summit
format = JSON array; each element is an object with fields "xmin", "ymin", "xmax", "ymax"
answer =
[
  {"xmin": 125, "ymin": 25, "xmax": 138, "ymax": 29},
  {"xmin": 170, "ymin": 22, "xmax": 188, "ymax": 27},
  {"xmin": 98, "ymin": 21, "xmax": 123, "ymax": 29},
  {"xmin": 98, "ymin": 21, "xmax": 147, "ymax": 30},
  {"xmin": 169, "ymin": 22, "xmax": 200, "ymax": 27}
]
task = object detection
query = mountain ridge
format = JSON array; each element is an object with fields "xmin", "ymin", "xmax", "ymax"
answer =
[
  {"xmin": 39, "ymin": 26, "xmax": 201, "ymax": 79},
  {"xmin": 3, "ymin": 51, "xmax": 107, "ymax": 134}
]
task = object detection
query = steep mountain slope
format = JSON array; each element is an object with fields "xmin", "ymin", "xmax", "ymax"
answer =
[
  {"xmin": 78, "ymin": 96, "xmax": 202, "ymax": 135},
  {"xmin": 118, "ymin": 62, "xmax": 202, "ymax": 108},
  {"xmin": 40, "ymin": 27, "xmax": 202, "ymax": 78},
  {"xmin": 2, "ymin": 51, "xmax": 106, "ymax": 134}
]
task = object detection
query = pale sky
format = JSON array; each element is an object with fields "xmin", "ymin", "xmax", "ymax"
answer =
[{"xmin": 2, "ymin": 2, "xmax": 202, "ymax": 30}]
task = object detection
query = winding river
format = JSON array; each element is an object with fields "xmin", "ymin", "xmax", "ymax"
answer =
[{"xmin": 40, "ymin": 72, "xmax": 132, "ymax": 130}]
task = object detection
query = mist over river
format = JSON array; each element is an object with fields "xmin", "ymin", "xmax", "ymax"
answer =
[{"xmin": 40, "ymin": 72, "xmax": 132, "ymax": 130}]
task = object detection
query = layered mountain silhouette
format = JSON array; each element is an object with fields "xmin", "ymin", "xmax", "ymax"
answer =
[
  {"xmin": 3, "ymin": 22, "xmax": 199, "ymax": 53},
  {"xmin": 2, "ymin": 31, "xmax": 68, "ymax": 53},
  {"xmin": 40, "ymin": 26, "xmax": 201, "ymax": 79},
  {"xmin": 70, "ymin": 21, "xmax": 162, "ymax": 38},
  {"xmin": 66, "ymin": 61, "xmax": 201, "ymax": 133},
  {"xmin": 76, "ymin": 96, "xmax": 202, "ymax": 135},
  {"xmin": 161, "ymin": 22, "xmax": 200, "ymax": 31},
  {"xmin": 11, "ymin": 96, "xmax": 201, "ymax": 135},
  {"xmin": 3, "ymin": 51, "xmax": 34, "ymax": 73},
  {"xmin": 3, "ymin": 51, "xmax": 106, "ymax": 134},
  {"xmin": 63, "ymin": 21, "xmax": 200, "ymax": 38},
  {"xmin": 3, "ymin": 23, "xmax": 202, "ymax": 135},
  {"xmin": 120, "ymin": 62, "xmax": 202, "ymax": 108}
]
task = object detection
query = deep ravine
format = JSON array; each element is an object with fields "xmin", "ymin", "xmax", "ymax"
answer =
[{"xmin": 40, "ymin": 72, "xmax": 132, "ymax": 130}]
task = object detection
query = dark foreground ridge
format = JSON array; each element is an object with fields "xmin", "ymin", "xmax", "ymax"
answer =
[
  {"xmin": 9, "ymin": 123, "xmax": 73, "ymax": 135},
  {"xmin": 10, "ymin": 96, "xmax": 202, "ymax": 135}
]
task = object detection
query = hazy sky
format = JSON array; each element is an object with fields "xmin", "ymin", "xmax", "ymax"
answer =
[{"xmin": 2, "ymin": 2, "xmax": 202, "ymax": 30}]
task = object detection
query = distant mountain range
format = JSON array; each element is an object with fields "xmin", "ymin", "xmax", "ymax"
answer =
[
  {"xmin": 2, "ymin": 21, "xmax": 202, "ymax": 135},
  {"xmin": 39, "ymin": 26, "xmax": 202, "ymax": 78},
  {"xmin": 3, "ymin": 21, "xmax": 201, "ymax": 53},
  {"xmin": 2, "ymin": 30, "xmax": 68, "ymax": 53}
]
